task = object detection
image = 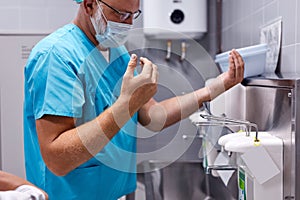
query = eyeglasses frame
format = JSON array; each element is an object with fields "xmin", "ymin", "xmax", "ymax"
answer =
[{"xmin": 98, "ymin": 0, "xmax": 142, "ymax": 21}]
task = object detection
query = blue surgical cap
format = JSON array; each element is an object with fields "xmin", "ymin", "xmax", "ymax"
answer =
[{"xmin": 74, "ymin": 0, "xmax": 83, "ymax": 3}]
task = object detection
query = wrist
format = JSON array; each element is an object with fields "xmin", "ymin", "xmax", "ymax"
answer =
[
  {"xmin": 205, "ymin": 77, "xmax": 226, "ymax": 101},
  {"xmin": 111, "ymin": 96, "xmax": 135, "ymax": 128},
  {"xmin": 116, "ymin": 94, "xmax": 140, "ymax": 116},
  {"xmin": 195, "ymin": 87, "xmax": 211, "ymax": 105}
]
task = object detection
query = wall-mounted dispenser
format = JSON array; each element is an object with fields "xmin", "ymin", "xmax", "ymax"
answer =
[
  {"xmin": 218, "ymin": 132, "xmax": 283, "ymax": 200},
  {"xmin": 143, "ymin": 0, "xmax": 207, "ymax": 40}
]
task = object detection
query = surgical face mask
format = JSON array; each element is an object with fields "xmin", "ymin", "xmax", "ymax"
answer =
[{"xmin": 90, "ymin": 3, "xmax": 133, "ymax": 48}]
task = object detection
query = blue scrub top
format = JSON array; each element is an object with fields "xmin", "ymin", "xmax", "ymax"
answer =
[{"xmin": 24, "ymin": 24, "xmax": 138, "ymax": 200}]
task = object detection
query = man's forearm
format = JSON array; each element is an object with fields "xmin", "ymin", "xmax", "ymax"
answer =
[
  {"xmin": 39, "ymin": 97, "xmax": 135, "ymax": 176},
  {"xmin": 78, "ymin": 97, "xmax": 134, "ymax": 156},
  {"xmin": 0, "ymin": 171, "xmax": 31, "ymax": 190},
  {"xmin": 140, "ymin": 87, "xmax": 211, "ymax": 131}
]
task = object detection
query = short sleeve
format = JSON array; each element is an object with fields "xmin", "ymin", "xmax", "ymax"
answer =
[{"xmin": 28, "ymin": 50, "xmax": 85, "ymax": 119}]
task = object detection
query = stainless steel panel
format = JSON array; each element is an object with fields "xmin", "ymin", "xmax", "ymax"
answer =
[
  {"xmin": 294, "ymin": 79, "xmax": 300, "ymax": 199},
  {"xmin": 245, "ymin": 86, "xmax": 291, "ymax": 132},
  {"xmin": 240, "ymin": 74, "xmax": 300, "ymax": 199},
  {"xmin": 139, "ymin": 161, "xmax": 237, "ymax": 200},
  {"xmin": 244, "ymin": 85, "xmax": 292, "ymax": 199}
]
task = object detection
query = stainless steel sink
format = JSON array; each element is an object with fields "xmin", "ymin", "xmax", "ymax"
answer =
[{"xmin": 137, "ymin": 161, "xmax": 237, "ymax": 200}]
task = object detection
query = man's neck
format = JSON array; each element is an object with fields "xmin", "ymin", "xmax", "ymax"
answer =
[{"xmin": 73, "ymin": 8, "xmax": 99, "ymax": 47}]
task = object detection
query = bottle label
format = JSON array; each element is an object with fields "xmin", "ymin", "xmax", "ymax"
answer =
[{"xmin": 239, "ymin": 168, "xmax": 246, "ymax": 200}]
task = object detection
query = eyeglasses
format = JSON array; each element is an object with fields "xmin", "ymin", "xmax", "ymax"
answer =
[{"xmin": 98, "ymin": 0, "xmax": 142, "ymax": 22}]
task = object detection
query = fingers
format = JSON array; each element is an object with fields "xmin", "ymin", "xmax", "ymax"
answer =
[
  {"xmin": 126, "ymin": 55, "xmax": 158, "ymax": 84},
  {"xmin": 152, "ymin": 64, "xmax": 159, "ymax": 83},
  {"xmin": 228, "ymin": 54, "xmax": 235, "ymax": 77},
  {"xmin": 125, "ymin": 54, "xmax": 138, "ymax": 77},
  {"xmin": 140, "ymin": 57, "xmax": 158, "ymax": 83},
  {"xmin": 234, "ymin": 50, "xmax": 244, "ymax": 79},
  {"xmin": 229, "ymin": 50, "xmax": 244, "ymax": 80},
  {"xmin": 140, "ymin": 57, "xmax": 153, "ymax": 76}
]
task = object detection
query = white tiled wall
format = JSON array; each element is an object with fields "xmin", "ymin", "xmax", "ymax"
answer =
[
  {"xmin": 222, "ymin": 0, "xmax": 300, "ymax": 73},
  {"xmin": 0, "ymin": 0, "xmax": 78, "ymax": 33},
  {"xmin": 278, "ymin": 0, "xmax": 296, "ymax": 46},
  {"xmin": 281, "ymin": 45, "xmax": 297, "ymax": 73}
]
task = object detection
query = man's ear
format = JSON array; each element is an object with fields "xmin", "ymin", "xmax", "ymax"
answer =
[{"xmin": 83, "ymin": 0, "xmax": 95, "ymax": 16}]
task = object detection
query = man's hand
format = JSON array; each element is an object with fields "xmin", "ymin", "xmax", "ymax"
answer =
[
  {"xmin": 206, "ymin": 49, "xmax": 244, "ymax": 100},
  {"xmin": 119, "ymin": 54, "xmax": 158, "ymax": 115},
  {"xmin": 219, "ymin": 49, "xmax": 244, "ymax": 90}
]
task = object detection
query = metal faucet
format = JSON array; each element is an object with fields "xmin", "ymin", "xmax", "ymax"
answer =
[
  {"xmin": 191, "ymin": 113, "xmax": 260, "ymax": 174},
  {"xmin": 197, "ymin": 114, "xmax": 260, "ymax": 143}
]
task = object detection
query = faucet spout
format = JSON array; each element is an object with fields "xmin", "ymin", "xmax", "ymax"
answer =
[{"xmin": 199, "ymin": 114, "xmax": 260, "ymax": 143}]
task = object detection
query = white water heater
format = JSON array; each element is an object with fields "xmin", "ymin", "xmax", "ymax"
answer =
[{"xmin": 143, "ymin": 0, "xmax": 207, "ymax": 40}]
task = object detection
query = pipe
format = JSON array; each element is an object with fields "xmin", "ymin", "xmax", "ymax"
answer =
[
  {"xmin": 165, "ymin": 40, "xmax": 172, "ymax": 60},
  {"xmin": 180, "ymin": 40, "xmax": 186, "ymax": 61}
]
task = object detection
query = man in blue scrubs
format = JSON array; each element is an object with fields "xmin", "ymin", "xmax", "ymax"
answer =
[{"xmin": 23, "ymin": 0, "xmax": 244, "ymax": 199}]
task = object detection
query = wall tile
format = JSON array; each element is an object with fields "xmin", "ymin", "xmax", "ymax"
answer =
[
  {"xmin": 0, "ymin": 0, "xmax": 77, "ymax": 33},
  {"xmin": 222, "ymin": 24, "xmax": 242, "ymax": 51},
  {"xmin": 232, "ymin": 0, "xmax": 243, "ymax": 23},
  {"xmin": 280, "ymin": 45, "xmax": 296, "ymax": 73},
  {"xmin": 252, "ymin": 0, "xmax": 265, "ymax": 13},
  {"xmin": 278, "ymin": 0, "xmax": 296, "ymax": 46},
  {"xmin": 0, "ymin": 8, "xmax": 20, "ymax": 32},
  {"xmin": 251, "ymin": 10, "xmax": 264, "ymax": 45},
  {"xmin": 47, "ymin": 6, "xmax": 78, "ymax": 31},
  {"xmin": 221, "ymin": 28, "xmax": 232, "ymax": 52},
  {"xmin": 240, "ymin": 0, "xmax": 253, "ymax": 18},
  {"xmin": 45, "ymin": 0, "xmax": 78, "ymax": 7},
  {"xmin": 0, "ymin": 0, "xmax": 20, "ymax": 7},
  {"xmin": 264, "ymin": 0, "xmax": 274, "ymax": 6},
  {"xmin": 222, "ymin": 0, "xmax": 232, "ymax": 29},
  {"xmin": 20, "ymin": 8, "xmax": 48, "ymax": 32},
  {"xmin": 232, "ymin": 22, "xmax": 243, "ymax": 49},
  {"xmin": 264, "ymin": 0, "xmax": 279, "ymax": 24},
  {"xmin": 20, "ymin": 0, "xmax": 46, "ymax": 7},
  {"xmin": 241, "ymin": 16, "xmax": 253, "ymax": 47}
]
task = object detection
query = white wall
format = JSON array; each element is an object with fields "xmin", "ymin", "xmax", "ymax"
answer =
[
  {"xmin": 0, "ymin": 0, "xmax": 79, "ymax": 178},
  {"xmin": 0, "ymin": 0, "xmax": 78, "ymax": 33}
]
